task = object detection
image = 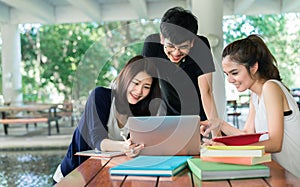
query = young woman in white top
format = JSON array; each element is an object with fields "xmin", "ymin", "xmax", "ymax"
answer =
[
  {"xmin": 53, "ymin": 55, "xmax": 161, "ymax": 183},
  {"xmin": 201, "ymin": 34, "xmax": 300, "ymax": 178}
]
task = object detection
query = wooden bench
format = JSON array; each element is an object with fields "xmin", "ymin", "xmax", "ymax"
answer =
[
  {"xmin": 0, "ymin": 106, "xmax": 60, "ymax": 136},
  {"xmin": 56, "ymin": 102, "xmax": 74, "ymax": 127}
]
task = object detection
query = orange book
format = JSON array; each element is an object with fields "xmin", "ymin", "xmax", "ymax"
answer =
[{"xmin": 201, "ymin": 153, "xmax": 271, "ymax": 165}]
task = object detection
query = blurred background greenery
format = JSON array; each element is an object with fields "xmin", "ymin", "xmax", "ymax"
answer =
[{"xmin": 0, "ymin": 13, "xmax": 299, "ymax": 104}]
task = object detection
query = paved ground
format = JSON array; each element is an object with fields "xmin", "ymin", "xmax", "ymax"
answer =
[
  {"xmin": 0, "ymin": 107, "xmax": 248, "ymax": 151},
  {"xmin": 0, "ymin": 117, "xmax": 77, "ymax": 151}
]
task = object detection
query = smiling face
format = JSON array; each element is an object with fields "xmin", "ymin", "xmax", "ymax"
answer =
[
  {"xmin": 222, "ymin": 56, "xmax": 257, "ymax": 92},
  {"xmin": 127, "ymin": 71, "xmax": 153, "ymax": 104},
  {"xmin": 161, "ymin": 37, "xmax": 193, "ymax": 64}
]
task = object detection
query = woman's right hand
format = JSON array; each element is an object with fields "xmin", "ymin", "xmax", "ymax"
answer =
[
  {"xmin": 122, "ymin": 139, "xmax": 144, "ymax": 157},
  {"xmin": 200, "ymin": 118, "xmax": 223, "ymax": 137},
  {"xmin": 202, "ymin": 137, "xmax": 225, "ymax": 146}
]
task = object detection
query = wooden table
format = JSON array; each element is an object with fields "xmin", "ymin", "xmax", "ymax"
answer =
[
  {"xmin": 0, "ymin": 104, "xmax": 59, "ymax": 135},
  {"xmin": 0, "ymin": 104, "xmax": 58, "ymax": 112},
  {"xmin": 55, "ymin": 156, "xmax": 300, "ymax": 187}
]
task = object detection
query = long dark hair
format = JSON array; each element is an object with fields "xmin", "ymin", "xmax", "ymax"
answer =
[
  {"xmin": 222, "ymin": 34, "xmax": 281, "ymax": 81},
  {"xmin": 112, "ymin": 55, "xmax": 161, "ymax": 116}
]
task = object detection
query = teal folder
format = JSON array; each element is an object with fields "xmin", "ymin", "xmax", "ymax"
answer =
[{"xmin": 110, "ymin": 155, "xmax": 192, "ymax": 177}]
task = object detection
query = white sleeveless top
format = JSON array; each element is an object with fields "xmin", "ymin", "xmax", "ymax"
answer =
[
  {"xmin": 252, "ymin": 80, "xmax": 300, "ymax": 178},
  {"xmin": 106, "ymin": 98, "xmax": 130, "ymax": 141}
]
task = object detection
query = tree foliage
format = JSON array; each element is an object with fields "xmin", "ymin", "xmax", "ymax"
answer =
[
  {"xmin": 19, "ymin": 21, "xmax": 158, "ymax": 102},
  {"xmin": 223, "ymin": 14, "xmax": 300, "ymax": 88}
]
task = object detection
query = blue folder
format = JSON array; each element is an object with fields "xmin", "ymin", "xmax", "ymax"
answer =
[{"xmin": 110, "ymin": 155, "xmax": 192, "ymax": 176}]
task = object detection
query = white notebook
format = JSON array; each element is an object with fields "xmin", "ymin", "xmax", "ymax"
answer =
[{"xmin": 75, "ymin": 149, "xmax": 124, "ymax": 158}]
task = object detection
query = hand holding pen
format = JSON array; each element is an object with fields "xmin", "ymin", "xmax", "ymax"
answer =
[
  {"xmin": 120, "ymin": 132, "xmax": 144, "ymax": 157},
  {"xmin": 120, "ymin": 132, "xmax": 131, "ymax": 146}
]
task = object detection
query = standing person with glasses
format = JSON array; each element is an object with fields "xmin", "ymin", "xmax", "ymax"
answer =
[{"xmin": 142, "ymin": 6, "xmax": 218, "ymax": 121}]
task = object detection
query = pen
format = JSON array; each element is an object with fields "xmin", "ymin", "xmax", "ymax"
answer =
[
  {"xmin": 121, "ymin": 131, "xmax": 142, "ymax": 154},
  {"xmin": 120, "ymin": 131, "xmax": 131, "ymax": 146},
  {"xmin": 120, "ymin": 131, "xmax": 127, "ymax": 141}
]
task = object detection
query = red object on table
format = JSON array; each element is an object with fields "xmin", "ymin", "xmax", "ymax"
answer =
[{"xmin": 212, "ymin": 132, "xmax": 267, "ymax": 145}]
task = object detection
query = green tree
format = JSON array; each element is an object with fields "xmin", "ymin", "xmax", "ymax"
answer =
[
  {"xmin": 73, "ymin": 21, "xmax": 158, "ymax": 99},
  {"xmin": 0, "ymin": 40, "xmax": 2, "ymax": 93},
  {"xmin": 20, "ymin": 25, "xmax": 42, "ymax": 102},
  {"xmin": 16, "ymin": 15, "xmax": 300, "ymax": 103},
  {"xmin": 39, "ymin": 23, "xmax": 99, "ymax": 99},
  {"xmin": 223, "ymin": 14, "xmax": 300, "ymax": 88},
  {"xmin": 20, "ymin": 20, "xmax": 159, "ymax": 102}
]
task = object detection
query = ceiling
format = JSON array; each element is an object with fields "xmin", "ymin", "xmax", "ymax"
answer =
[{"xmin": 0, "ymin": 0, "xmax": 300, "ymax": 24}]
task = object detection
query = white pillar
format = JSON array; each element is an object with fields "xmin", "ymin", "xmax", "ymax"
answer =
[
  {"xmin": 1, "ymin": 24, "xmax": 23, "ymax": 105},
  {"xmin": 191, "ymin": 0, "xmax": 226, "ymax": 119}
]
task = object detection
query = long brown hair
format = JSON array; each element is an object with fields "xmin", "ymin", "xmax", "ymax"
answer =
[
  {"xmin": 222, "ymin": 34, "xmax": 281, "ymax": 81},
  {"xmin": 113, "ymin": 55, "xmax": 161, "ymax": 116}
]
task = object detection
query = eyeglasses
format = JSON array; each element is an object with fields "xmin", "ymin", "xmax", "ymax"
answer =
[{"xmin": 164, "ymin": 43, "xmax": 191, "ymax": 54}]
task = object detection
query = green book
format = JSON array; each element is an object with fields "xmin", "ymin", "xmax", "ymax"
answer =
[
  {"xmin": 110, "ymin": 155, "xmax": 192, "ymax": 177},
  {"xmin": 187, "ymin": 158, "xmax": 270, "ymax": 180}
]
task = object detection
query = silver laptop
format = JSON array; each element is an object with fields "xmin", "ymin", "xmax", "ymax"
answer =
[{"xmin": 127, "ymin": 115, "xmax": 201, "ymax": 156}]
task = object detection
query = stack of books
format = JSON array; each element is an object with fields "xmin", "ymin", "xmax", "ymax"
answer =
[
  {"xmin": 200, "ymin": 145, "xmax": 271, "ymax": 165},
  {"xmin": 187, "ymin": 146, "xmax": 271, "ymax": 180}
]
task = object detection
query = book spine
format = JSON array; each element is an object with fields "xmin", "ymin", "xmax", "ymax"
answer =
[
  {"xmin": 201, "ymin": 150, "xmax": 264, "ymax": 157},
  {"xmin": 201, "ymin": 156, "xmax": 253, "ymax": 165},
  {"xmin": 187, "ymin": 159, "xmax": 202, "ymax": 180},
  {"xmin": 201, "ymin": 153, "xmax": 271, "ymax": 165}
]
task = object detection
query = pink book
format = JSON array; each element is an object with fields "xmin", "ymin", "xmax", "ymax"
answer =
[{"xmin": 201, "ymin": 153, "xmax": 271, "ymax": 165}]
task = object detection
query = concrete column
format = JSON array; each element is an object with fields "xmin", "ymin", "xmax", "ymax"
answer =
[
  {"xmin": 191, "ymin": 0, "xmax": 226, "ymax": 119},
  {"xmin": 1, "ymin": 24, "xmax": 23, "ymax": 105}
]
